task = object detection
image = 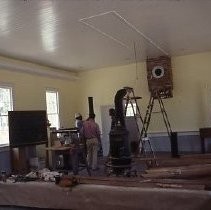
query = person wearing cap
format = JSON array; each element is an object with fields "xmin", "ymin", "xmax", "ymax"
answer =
[
  {"xmin": 80, "ymin": 113, "xmax": 101, "ymax": 170},
  {"xmin": 70, "ymin": 113, "xmax": 83, "ymax": 175},
  {"xmin": 75, "ymin": 113, "xmax": 83, "ymax": 130}
]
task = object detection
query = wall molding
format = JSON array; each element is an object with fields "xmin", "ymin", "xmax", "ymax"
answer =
[
  {"xmin": 0, "ymin": 145, "xmax": 9, "ymax": 152},
  {"xmin": 0, "ymin": 56, "xmax": 79, "ymax": 81},
  {"xmin": 149, "ymin": 131, "xmax": 199, "ymax": 137}
]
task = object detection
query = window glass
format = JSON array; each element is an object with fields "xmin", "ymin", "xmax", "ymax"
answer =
[
  {"xmin": 46, "ymin": 90, "xmax": 59, "ymax": 129},
  {"xmin": 126, "ymin": 102, "xmax": 136, "ymax": 117},
  {"xmin": 0, "ymin": 86, "xmax": 13, "ymax": 145}
]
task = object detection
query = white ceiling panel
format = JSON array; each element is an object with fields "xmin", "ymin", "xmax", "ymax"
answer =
[{"xmin": 0, "ymin": 0, "xmax": 210, "ymax": 72}]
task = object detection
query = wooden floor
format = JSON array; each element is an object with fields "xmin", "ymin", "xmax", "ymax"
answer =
[
  {"xmin": 78, "ymin": 153, "xmax": 211, "ymax": 191},
  {"xmin": 1, "ymin": 153, "xmax": 211, "ymax": 210}
]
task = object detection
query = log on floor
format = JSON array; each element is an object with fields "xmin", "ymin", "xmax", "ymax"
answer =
[
  {"xmin": 157, "ymin": 153, "xmax": 211, "ymax": 167},
  {"xmin": 59, "ymin": 176, "xmax": 206, "ymax": 190},
  {"xmin": 142, "ymin": 163, "xmax": 211, "ymax": 179}
]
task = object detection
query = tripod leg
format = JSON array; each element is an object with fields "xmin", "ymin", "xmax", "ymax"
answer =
[
  {"xmin": 124, "ymin": 98, "xmax": 129, "ymax": 116},
  {"xmin": 81, "ymin": 147, "xmax": 91, "ymax": 176},
  {"xmin": 147, "ymin": 139, "xmax": 159, "ymax": 166},
  {"xmin": 84, "ymin": 154, "xmax": 91, "ymax": 176}
]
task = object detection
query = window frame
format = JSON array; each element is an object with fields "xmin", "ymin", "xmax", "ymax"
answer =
[
  {"xmin": 0, "ymin": 84, "xmax": 14, "ymax": 146},
  {"xmin": 45, "ymin": 89, "xmax": 60, "ymax": 129}
]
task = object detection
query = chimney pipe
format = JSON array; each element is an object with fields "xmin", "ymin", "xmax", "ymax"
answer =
[{"xmin": 88, "ymin": 97, "xmax": 94, "ymax": 116}]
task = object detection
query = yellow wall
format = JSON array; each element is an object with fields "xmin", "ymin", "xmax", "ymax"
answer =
[
  {"xmin": 0, "ymin": 68, "xmax": 77, "ymax": 128},
  {"xmin": 77, "ymin": 51, "xmax": 211, "ymax": 132},
  {"xmin": 1, "ymin": 51, "xmax": 211, "ymax": 133}
]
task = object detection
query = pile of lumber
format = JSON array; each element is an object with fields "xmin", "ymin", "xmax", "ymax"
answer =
[
  {"xmin": 141, "ymin": 154, "xmax": 211, "ymax": 180},
  {"xmin": 142, "ymin": 163, "xmax": 211, "ymax": 179},
  {"xmin": 157, "ymin": 154, "xmax": 211, "ymax": 167},
  {"xmin": 57, "ymin": 154, "xmax": 211, "ymax": 191},
  {"xmin": 58, "ymin": 175, "xmax": 209, "ymax": 190}
]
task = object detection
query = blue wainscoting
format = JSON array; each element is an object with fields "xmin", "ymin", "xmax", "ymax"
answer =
[
  {"xmin": 0, "ymin": 147, "xmax": 11, "ymax": 174},
  {"xmin": 149, "ymin": 131, "xmax": 211, "ymax": 154}
]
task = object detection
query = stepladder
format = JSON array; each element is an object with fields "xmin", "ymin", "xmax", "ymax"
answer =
[
  {"xmin": 141, "ymin": 93, "xmax": 172, "ymax": 138},
  {"xmin": 140, "ymin": 90, "xmax": 173, "ymax": 166},
  {"xmin": 123, "ymin": 87, "xmax": 158, "ymax": 167}
]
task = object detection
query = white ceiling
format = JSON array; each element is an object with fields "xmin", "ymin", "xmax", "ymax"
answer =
[{"xmin": 0, "ymin": 0, "xmax": 211, "ymax": 72}]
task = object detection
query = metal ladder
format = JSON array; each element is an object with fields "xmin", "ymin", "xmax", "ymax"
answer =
[
  {"xmin": 123, "ymin": 87, "xmax": 158, "ymax": 167},
  {"xmin": 140, "ymin": 91, "xmax": 173, "ymax": 166},
  {"xmin": 141, "ymin": 92, "xmax": 172, "ymax": 139}
]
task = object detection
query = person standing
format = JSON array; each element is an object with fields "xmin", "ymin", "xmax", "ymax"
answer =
[
  {"xmin": 81, "ymin": 113, "xmax": 101, "ymax": 170},
  {"xmin": 75, "ymin": 113, "xmax": 83, "ymax": 130},
  {"xmin": 70, "ymin": 113, "xmax": 83, "ymax": 175}
]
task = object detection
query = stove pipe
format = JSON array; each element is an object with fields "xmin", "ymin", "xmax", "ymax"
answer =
[
  {"xmin": 109, "ymin": 89, "xmax": 131, "ymax": 174},
  {"xmin": 88, "ymin": 97, "xmax": 94, "ymax": 116},
  {"xmin": 114, "ymin": 89, "xmax": 127, "ymax": 128}
]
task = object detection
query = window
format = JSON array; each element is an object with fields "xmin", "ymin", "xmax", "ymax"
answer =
[
  {"xmin": 46, "ymin": 90, "xmax": 60, "ymax": 129},
  {"xmin": 125, "ymin": 102, "xmax": 137, "ymax": 117},
  {"xmin": 0, "ymin": 86, "xmax": 13, "ymax": 145}
]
